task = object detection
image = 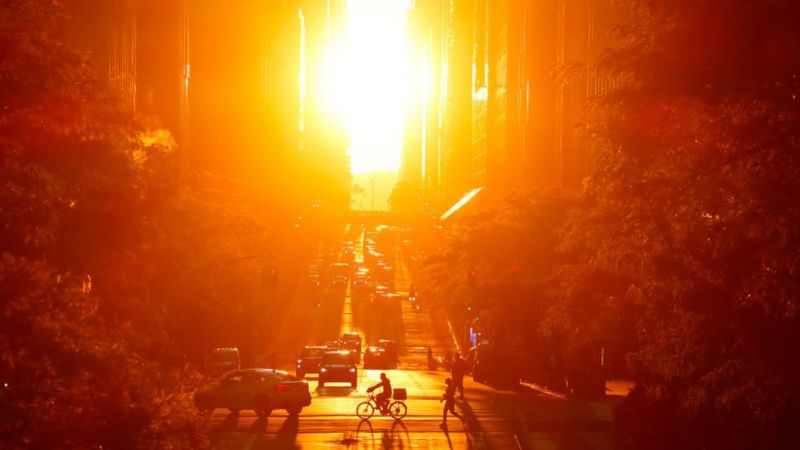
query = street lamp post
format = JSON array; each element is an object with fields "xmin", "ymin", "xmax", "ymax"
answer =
[{"xmin": 370, "ymin": 178, "xmax": 375, "ymax": 212}]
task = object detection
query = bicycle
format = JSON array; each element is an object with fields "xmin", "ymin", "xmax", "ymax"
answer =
[{"xmin": 356, "ymin": 392, "xmax": 407, "ymax": 420}]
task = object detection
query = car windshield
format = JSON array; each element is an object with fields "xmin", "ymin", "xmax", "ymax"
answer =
[
  {"xmin": 301, "ymin": 348, "xmax": 325, "ymax": 357},
  {"xmin": 322, "ymin": 352, "xmax": 351, "ymax": 364}
]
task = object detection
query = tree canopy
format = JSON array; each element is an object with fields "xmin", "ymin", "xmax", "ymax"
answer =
[
  {"xmin": 418, "ymin": 1, "xmax": 800, "ymax": 448},
  {"xmin": 0, "ymin": 2, "xmax": 272, "ymax": 448}
]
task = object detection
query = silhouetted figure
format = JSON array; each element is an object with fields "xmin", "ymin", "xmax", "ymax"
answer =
[
  {"xmin": 444, "ymin": 351, "xmax": 452, "ymax": 370},
  {"xmin": 451, "ymin": 352, "xmax": 466, "ymax": 399},
  {"xmin": 439, "ymin": 378, "xmax": 463, "ymax": 429},
  {"xmin": 427, "ymin": 347, "xmax": 436, "ymax": 370},
  {"xmin": 367, "ymin": 372, "xmax": 392, "ymax": 413}
]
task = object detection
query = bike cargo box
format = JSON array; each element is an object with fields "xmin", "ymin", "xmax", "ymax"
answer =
[{"xmin": 393, "ymin": 388, "xmax": 407, "ymax": 400}]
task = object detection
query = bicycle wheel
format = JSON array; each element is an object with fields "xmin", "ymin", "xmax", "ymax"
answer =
[
  {"xmin": 388, "ymin": 401, "xmax": 407, "ymax": 420},
  {"xmin": 356, "ymin": 401, "xmax": 375, "ymax": 420}
]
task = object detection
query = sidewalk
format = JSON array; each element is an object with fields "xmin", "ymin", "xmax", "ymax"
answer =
[{"xmin": 394, "ymin": 245, "xmax": 456, "ymax": 369}]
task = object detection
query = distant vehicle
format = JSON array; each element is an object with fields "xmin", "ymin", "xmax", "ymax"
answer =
[
  {"xmin": 296, "ymin": 345, "xmax": 328, "ymax": 378},
  {"xmin": 323, "ymin": 340, "xmax": 340, "ymax": 350},
  {"xmin": 363, "ymin": 346, "xmax": 392, "ymax": 369},
  {"xmin": 306, "ymin": 271, "xmax": 321, "ymax": 288},
  {"xmin": 377, "ymin": 339, "xmax": 398, "ymax": 365},
  {"xmin": 371, "ymin": 284, "xmax": 392, "ymax": 302},
  {"xmin": 373, "ymin": 292, "xmax": 403, "ymax": 304},
  {"xmin": 342, "ymin": 248, "xmax": 356, "ymax": 263},
  {"xmin": 205, "ymin": 347, "xmax": 240, "ymax": 376},
  {"xmin": 329, "ymin": 263, "xmax": 349, "ymax": 288},
  {"xmin": 372, "ymin": 263, "xmax": 395, "ymax": 288},
  {"xmin": 318, "ymin": 350, "xmax": 358, "ymax": 387},
  {"xmin": 193, "ymin": 369, "xmax": 311, "ymax": 416},
  {"xmin": 352, "ymin": 271, "xmax": 372, "ymax": 293},
  {"xmin": 339, "ymin": 332, "xmax": 363, "ymax": 360}
]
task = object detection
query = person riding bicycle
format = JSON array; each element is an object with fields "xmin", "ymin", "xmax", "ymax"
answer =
[{"xmin": 366, "ymin": 372, "xmax": 392, "ymax": 413}]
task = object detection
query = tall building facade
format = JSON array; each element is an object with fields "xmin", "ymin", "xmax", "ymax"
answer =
[
  {"xmin": 66, "ymin": 0, "xmax": 350, "ymax": 216},
  {"xmin": 403, "ymin": 0, "xmax": 448, "ymax": 207},
  {"xmin": 404, "ymin": 0, "xmax": 622, "ymax": 211}
]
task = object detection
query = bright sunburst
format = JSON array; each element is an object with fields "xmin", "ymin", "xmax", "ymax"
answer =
[{"xmin": 327, "ymin": 0, "xmax": 408, "ymax": 175}]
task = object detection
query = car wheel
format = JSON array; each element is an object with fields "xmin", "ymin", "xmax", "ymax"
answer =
[{"xmin": 286, "ymin": 406, "xmax": 303, "ymax": 415}]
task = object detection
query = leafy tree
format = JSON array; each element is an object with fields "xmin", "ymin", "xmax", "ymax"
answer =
[
  {"xmin": 0, "ymin": 2, "xmax": 271, "ymax": 448},
  {"xmin": 558, "ymin": 0, "xmax": 800, "ymax": 448},
  {"xmin": 417, "ymin": 189, "xmax": 581, "ymax": 385}
]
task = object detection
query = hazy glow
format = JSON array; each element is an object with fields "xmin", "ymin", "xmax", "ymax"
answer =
[{"xmin": 328, "ymin": 0, "xmax": 408, "ymax": 174}]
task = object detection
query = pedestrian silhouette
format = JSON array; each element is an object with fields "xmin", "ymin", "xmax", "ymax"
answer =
[
  {"xmin": 451, "ymin": 352, "xmax": 466, "ymax": 399},
  {"xmin": 439, "ymin": 377, "xmax": 463, "ymax": 429}
]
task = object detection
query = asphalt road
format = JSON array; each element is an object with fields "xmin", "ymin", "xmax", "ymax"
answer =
[{"xmin": 209, "ymin": 227, "xmax": 622, "ymax": 449}]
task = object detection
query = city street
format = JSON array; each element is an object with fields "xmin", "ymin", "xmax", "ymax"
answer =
[{"xmin": 208, "ymin": 229, "xmax": 621, "ymax": 449}]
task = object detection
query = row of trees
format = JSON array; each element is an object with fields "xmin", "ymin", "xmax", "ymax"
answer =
[
  {"xmin": 417, "ymin": 1, "xmax": 800, "ymax": 449},
  {"xmin": 0, "ymin": 2, "xmax": 277, "ymax": 448}
]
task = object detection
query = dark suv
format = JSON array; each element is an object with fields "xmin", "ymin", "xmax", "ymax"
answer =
[
  {"xmin": 377, "ymin": 339, "xmax": 398, "ymax": 367},
  {"xmin": 339, "ymin": 332, "xmax": 362, "ymax": 363},
  {"xmin": 296, "ymin": 345, "xmax": 327, "ymax": 378},
  {"xmin": 318, "ymin": 350, "xmax": 358, "ymax": 387}
]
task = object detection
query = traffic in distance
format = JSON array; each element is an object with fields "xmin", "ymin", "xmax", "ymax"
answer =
[
  {"xmin": 195, "ymin": 226, "xmax": 509, "ymax": 411},
  {"xmin": 194, "ymin": 225, "xmax": 618, "ymax": 449}
]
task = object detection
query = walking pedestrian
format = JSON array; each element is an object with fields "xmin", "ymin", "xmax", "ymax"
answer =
[
  {"xmin": 451, "ymin": 352, "xmax": 466, "ymax": 399},
  {"xmin": 427, "ymin": 347, "xmax": 436, "ymax": 370},
  {"xmin": 439, "ymin": 378, "xmax": 463, "ymax": 429}
]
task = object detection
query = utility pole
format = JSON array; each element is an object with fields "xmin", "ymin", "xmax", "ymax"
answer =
[{"xmin": 370, "ymin": 178, "xmax": 375, "ymax": 212}]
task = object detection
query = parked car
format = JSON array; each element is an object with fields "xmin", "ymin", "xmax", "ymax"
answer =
[
  {"xmin": 296, "ymin": 345, "xmax": 327, "ymax": 378},
  {"xmin": 318, "ymin": 350, "xmax": 358, "ymax": 387},
  {"xmin": 363, "ymin": 346, "xmax": 392, "ymax": 369},
  {"xmin": 205, "ymin": 347, "xmax": 240, "ymax": 377},
  {"xmin": 193, "ymin": 369, "xmax": 311, "ymax": 416},
  {"xmin": 339, "ymin": 332, "xmax": 363, "ymax": 362}
]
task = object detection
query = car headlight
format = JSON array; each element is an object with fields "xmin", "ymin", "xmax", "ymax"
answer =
[
  {"xmin": 349, "ymin": 367, "xmax": 356, "ymax": 373},
  {"xmin": 320, "ymin": 367, "xmax": 327, "ymax": 373}
]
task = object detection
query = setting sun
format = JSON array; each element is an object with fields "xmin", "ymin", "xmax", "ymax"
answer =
[{"xmin": 327, "ymin": 0, "xmax": 409, "ymax": 175}]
